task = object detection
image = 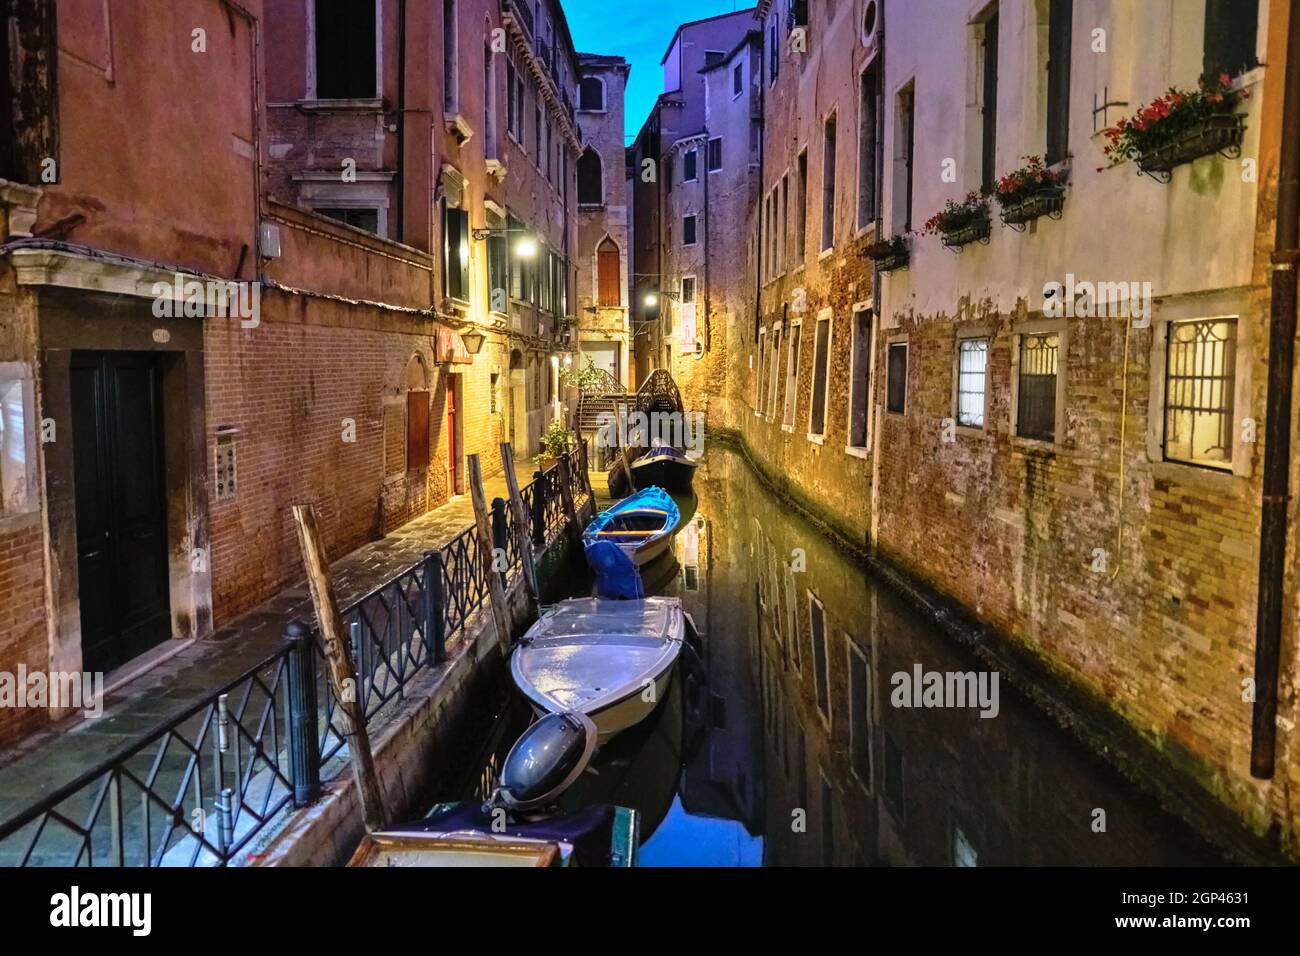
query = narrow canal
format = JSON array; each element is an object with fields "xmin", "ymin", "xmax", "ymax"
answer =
[{"xmin": 429, "ymin": 445, "xmax": 1225, "ymax": 866}]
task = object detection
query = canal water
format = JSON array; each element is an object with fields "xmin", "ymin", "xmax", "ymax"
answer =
[{"xmin": 429, "ymin": 446, "xmax": 1224, "ymax": 866}]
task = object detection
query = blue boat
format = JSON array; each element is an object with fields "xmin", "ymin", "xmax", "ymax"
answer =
[{"xmin": 583, "ymin": 487, "xmax": 680, "ymax": 599}]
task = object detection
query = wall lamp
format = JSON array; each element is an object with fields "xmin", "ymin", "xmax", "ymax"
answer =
[{"xmin": 472, "ymin": 226, "xmax": 539, "ymax": 258}]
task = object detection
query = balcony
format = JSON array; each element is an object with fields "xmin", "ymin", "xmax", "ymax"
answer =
[{"xmin": 503, "ymin": 0, "xmax": 533, "ymax": 37}]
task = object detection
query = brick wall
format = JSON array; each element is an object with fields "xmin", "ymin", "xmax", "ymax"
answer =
[{"xmin": 0, "ymin": 514, "xmax": 49, "ymax": 747}]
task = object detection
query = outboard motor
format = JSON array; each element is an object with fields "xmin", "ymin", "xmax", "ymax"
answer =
[{"xmin": 488, "ymin": 711, "xmax": 598, "ymax": 815}]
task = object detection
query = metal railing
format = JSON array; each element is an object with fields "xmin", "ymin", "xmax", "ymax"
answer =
[{"xmin": 0, "ymin": 450, "xmax": 588, "ymax": 867}]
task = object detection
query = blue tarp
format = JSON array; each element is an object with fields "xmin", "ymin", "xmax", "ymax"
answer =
[{"xmin": 583, "ymin": 487, "xmax": 679, "ymax": 600}]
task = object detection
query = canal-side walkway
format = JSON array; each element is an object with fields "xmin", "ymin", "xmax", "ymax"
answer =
[{"xmin": 0, "ymin": 461, "xmax": 557, "ymax": 825}]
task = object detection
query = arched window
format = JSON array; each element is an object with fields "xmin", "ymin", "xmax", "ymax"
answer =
[
  {"xmin": 577, "ymin": 148, "xmax": 603, "ymax": 207},
  {"xmin": 579, "ymin": 76, "xmax": 605, "ymax": 111},
  {"xmin": 596, "ymin": 238, "xmax": 620, "ymax": 307}
]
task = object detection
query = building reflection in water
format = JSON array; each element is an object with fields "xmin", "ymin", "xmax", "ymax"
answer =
[{"xmin": 661, "ymin": 448, "xmax": 1222, "ymax": 867}]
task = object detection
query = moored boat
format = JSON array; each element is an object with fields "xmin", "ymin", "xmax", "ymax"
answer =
[
  {"xmin": 630, "ymin": 446, "xmax": 698, "ymax": 493},
  {"xmin": 510, "ymin": 597, "xmax": 686, "ymax": 742},
  {"xmin": 583, "ymin": 486, "xmax": 679, "ymax": 567}
]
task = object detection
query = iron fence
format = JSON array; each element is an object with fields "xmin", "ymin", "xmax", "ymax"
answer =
[{"xmin": 0, "ymin": 451, "xmax": 588, "ymax": 867}]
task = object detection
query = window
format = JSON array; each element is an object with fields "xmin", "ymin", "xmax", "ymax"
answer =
[
  {"xmin": 0, "ymin": 368, "xmax": 35, "ymax": 516},
  {"xmin": 489, "ymin": 372, "xmax": 500, "ymax": 414},
  {"xmin": 508, "ymin": 214, "xmax": 526, "ymax": 300},
  {"xmin": 894, "ymin": 84, "xmax": 915, "ymax": 232},
  {"xmin": 733, "ymin": 62, "xmax": 744, "ymax": 97},
  {"xmin": 956, "ymin": 337, "xmax": 989, "ymax": 428},
  {"xmin": 484, "ymin": 45, "xmax": 498, "ymax": 160},
  {"xmin": 766, "ymin": 326, "xmax": 783, "ymax": 418},
  {"xmin": 683, "ymin": 148, "xmax": 698, "ymax": 182},
  {"xmin": 314, "ymin": 0, "xmax": 377, "ymax": 99},
  {"xmin": 847, "ymin": 640, "xmax": 872, "ymax": 791},
  {"xmin": 768, "ymin": 19, "xmax": 779, "ymax": 85},
  {"xmin": 681, "ymin": 275, "xmax": 696, "ymax": 303},
  {"xmin": 1016, "ymin": 332, "xmax": 1059, "ymax": 441},
  {"xmin": 755, "ymin": 328, "xmax": 768, "ymax": 412},
  {"xmin": 797, "ymin": 151, "xmax": 808, "ymax": 264},
  {"xmin": 857, "ymin": 65, "xmax": 880, "ymax": 230},
  {"xmin": 821, "ymin": 113, "xmax": 837, "ymax": 251},
  {"xmin": 704, "ymin": 49, "xmax": 726, "ymax": 68},
  {"xmin": 507, "ymin": 59, "xmax": 524, "ymax": 139},
  {"xmin": 809, "ymin": 315, "xmax": 832, "ymax": 438},
  {"xmin": 443, "ymin": 0, "xmax": 458, "ymax": 113},
  {"xmin": 442, "ymin": 206, "xmax": 470, "ymax": 301},
  {"xmin": 579, "ymin": 76, "xmax": 605, "ymax": 111},
  {"xmin": 314, "ymin": 207, "xmax": 379, "ymax": 233},
  {"xmin": 1045, "ymin": 0, "xmax": 1073, "ymax": 166},
  {"xmin": 783, "ymin": 321, "xmax": 802, "ymax": 428},
  {"xmin": 683, "ymin": 214, "xmax": 697, "ymax": 246},
  {"xmin": 1164, "ymin": 318, "xmax": 1237, "ymax": 470},
  {"xmin": 886, "ymin": 341, "xmax": 907, "ymax": 413},
  {"xmin": 810, "ymin": 595, "xmax": 830, "ymax": 724},
  {"xmin": 577, "ymin": 148, "xmax": 603, "ymax": 206},
  {"xmin": 1204, "ymin": 0, "xmax": 1259, "ymax": 78},
  {"xmin": 779, "ymin": 174, "xmax": 788, "ymax": 271},
  {"xmin": 980, "ymin": 8, "xmax": 1000, "ymax": 192},
  {"xmin": 597, "ymin": 238, "xmax": 620, "ymax": 307},
  {"xmin": 487, "ymin": 215, "xmax": 508, "ymax": 313},
  {"xmin": 406, "ymin": 388, "xmax": 430, "ymax": 471},
  {"xmin": 847, "ymin": 308, "xmax": 872, "ymax": 449},
  {"xmin": 707, "ymin": 137, "xmax": 723, "ymax": 172}
]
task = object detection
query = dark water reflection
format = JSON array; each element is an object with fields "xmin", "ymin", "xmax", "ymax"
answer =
[{"xmin": 454, "ymin": 447, "xmax": 1224, "ymax": 866}]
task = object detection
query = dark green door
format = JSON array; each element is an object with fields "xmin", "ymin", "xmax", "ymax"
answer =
[{"xmin": 70, "ymin": 351, "xmax": 171, "ymax": 673}]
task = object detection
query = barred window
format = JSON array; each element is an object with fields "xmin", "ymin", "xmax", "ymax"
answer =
[
  {"xmin": 957, "ymin": 337, "xmax": 989, "ymax": 428},
  {"xmin": 886, "ymin": 342, "xmax": 907, "ymax": 413},
  {"xmin": 1016, "ymin": 332, "xmax": 1058, "ymax": 441},
  {"xmin": 1164, "ymin": 318, "xmax": 1236, "ymax": 470}
]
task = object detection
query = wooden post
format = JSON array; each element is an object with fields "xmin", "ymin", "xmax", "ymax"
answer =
[
  {"xmin": 499, "ymin": 442, "xmax": 539, "ymax": 610},
  {"xmin": 468, "ymin": 455, "xmax": 514, "ymax": 649},
  {"xmin": 556, "ymin": 456, "xmax": 582, "ymax": 550},
  {"xmin": 291, "ymin": 504, "xmax": 387, "ymax": 832},
  {"xmin": 576, "ymin": 435, "xmax": 595, "ymax": 504}
]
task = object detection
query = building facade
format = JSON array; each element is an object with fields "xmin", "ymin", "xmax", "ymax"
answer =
[
  {"xmin": 574, "ymin": 53, "xmax": 632, "ymax": 390},
  {"xmin": 626, "ymin": 0, "xmax": 1299, "ymax": 853},
  {"xmin": 629, "ymin": 9, "xmax": 757, "ymax": 397},
  {"xmin": 0, "ymin": 0, "xmax": 596, "ymax": 747}
]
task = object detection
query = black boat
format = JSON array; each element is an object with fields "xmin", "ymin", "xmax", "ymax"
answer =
[{"xmin": 630, "ymin": 446, "xmax": 697, "ymax": 493}]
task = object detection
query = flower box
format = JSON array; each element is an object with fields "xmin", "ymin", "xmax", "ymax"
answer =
[
  {"xmin": 1134, "ymin": 113, "xmax": 1246, "ymax": 182},
  {"xmin": 939, "ymin": 214, "xmax": 991, "ymax": 250},
  {"xmin": 999, "ymin": 186, "xmax": 1066, "ymax": 229},
  {"xmin": 863, "ymin": 235, "xmax": 910, "ymax": 272}
]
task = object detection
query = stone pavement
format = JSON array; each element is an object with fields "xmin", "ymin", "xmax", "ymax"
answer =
[{"xmin": 0, "ymin": 461, "xmax": 576, "ymax": 824}]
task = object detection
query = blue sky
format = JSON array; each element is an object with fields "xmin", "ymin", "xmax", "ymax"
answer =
[{"xmin": 561, "ymin": 0, "xmax": 754, "ymax": 142}]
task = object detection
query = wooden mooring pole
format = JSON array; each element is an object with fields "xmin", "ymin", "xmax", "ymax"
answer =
[
  {"xmin": 291, "ymin": 503, "xmax": 387, "ymax": 832},
  {"xmin": 468, "ymin": 454, "xmax": 514, "ymax": 649},
  {"xmin": 499, "ymin": 442, "xmax": 540, "ymax": 612}
]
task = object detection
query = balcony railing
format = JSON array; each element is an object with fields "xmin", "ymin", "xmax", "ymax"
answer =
[{"xmin": 0, "ymin": 449, "xmax": 589, "ymax": 867}]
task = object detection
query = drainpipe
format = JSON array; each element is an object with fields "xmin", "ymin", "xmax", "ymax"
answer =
[
  {"xmin": 1252, "ymin": 2, "xmax": 1300, "ymax": 780},
  {"xmin": 703, "ymin": 125, "xmax": 712, "ymax": 352},
  {"xmin": 396, "ymin": 0, "xmax": 406, "ymax": 242},
  {"xmin": 754, "ymin": 37, "xmax": 766, "ymax": 341}
]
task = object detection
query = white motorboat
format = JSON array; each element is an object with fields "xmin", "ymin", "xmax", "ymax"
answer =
[{"xmin": 510, "ymin": 597, "xmax": 686, "ymax": 742}]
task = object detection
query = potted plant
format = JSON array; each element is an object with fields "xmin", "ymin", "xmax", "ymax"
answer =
[
  {"xmin": 537, "ymin": 418, "xmax": 576, "ymax": 468},
  {"xmin": 863, "ymin": 233, "xmax": 910, "ymax": 272},
  {"xmin": 995, "ymin": 156, "xmax": 1068, "ymax": 228},
  {"xmin": 923, "ymin": 192, "xmax": 992, "ymax": 250},
  {"xmin": 1101, "ymin": 73, "xmax": 1248, "ymax": 182},
  {"xmin": 560, "ymin": 357, "xmax": 611, "ymax": 394}
]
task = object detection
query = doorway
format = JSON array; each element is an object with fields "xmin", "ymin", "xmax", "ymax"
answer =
[
  {"xmin": 445, "ymin": 374, "xmax": 459, "ymax": 494},
  {"xmin": 70, "ymin": 351, "xmax": 172, "ymax": 674}
]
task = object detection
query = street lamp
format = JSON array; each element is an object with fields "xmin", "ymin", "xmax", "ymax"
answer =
[{"xmin": 471, "ymin": 226, "xmax": 539, "ymax": 258}]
